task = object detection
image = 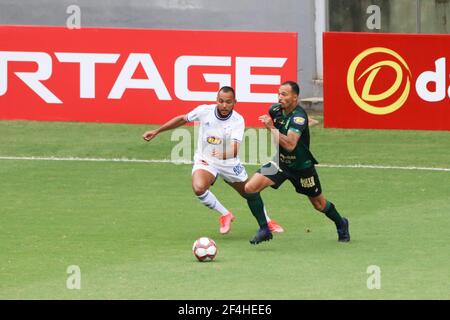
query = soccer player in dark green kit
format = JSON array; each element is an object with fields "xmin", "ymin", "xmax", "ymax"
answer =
[{"xmin": 244, "ymin": 81, "xmax": 350, "ymax": 244}]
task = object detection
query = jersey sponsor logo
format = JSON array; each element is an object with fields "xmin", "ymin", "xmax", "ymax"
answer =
[
  {"xmin": 280, "ymin": 153, "xmax": 296, "ymax": 163},
  {"xmin": 347, "ymin": 47, "xmax": 412, "ymax": 115},
  {"xmin": 206, "ymin": 136, "xmax": 222, "ymax": 145},
  {"xmin": 293, "ymin": 117, "xmax": 305, "ymax": 125}
]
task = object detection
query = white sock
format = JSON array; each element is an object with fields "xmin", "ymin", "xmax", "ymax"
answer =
[
  {"xmin": 264, "ymin": 206, "xmax": 271, "ymax": 223},
  {"xmin": 197, "ymin": 190, "xmax": 229, "ymax": 215}
]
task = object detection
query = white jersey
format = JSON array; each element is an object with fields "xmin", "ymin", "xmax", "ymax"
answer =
[{"xmin": 186, "ymin": 104, "xmax": 245, "ymax": 168}]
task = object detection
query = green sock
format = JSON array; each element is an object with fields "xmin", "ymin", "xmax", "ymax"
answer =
[
  {"xmin": 244, "ymin": 192, "xmax": 268, "ymax": 228},
  {"xmin": 322, "ymin": 201, "xmax": 344, "ymax": 229}
]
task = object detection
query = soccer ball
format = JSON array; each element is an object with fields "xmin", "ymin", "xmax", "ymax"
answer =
[{"xmin": 192, "ymin": 237, "xmax": 217, "ymax": 262}]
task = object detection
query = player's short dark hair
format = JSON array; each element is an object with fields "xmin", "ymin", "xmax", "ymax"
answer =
[
  {"xmin": 218, "ymin": 86, "xmax": 236, "ymax": 98},
  {"xmin": 281, "ymin": 81, "xmax": 300, "ymax": 96}
]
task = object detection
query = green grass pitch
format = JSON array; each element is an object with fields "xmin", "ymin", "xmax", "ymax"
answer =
[{"xmin": 0, "ymin": 119, "xmax": 449, "ymax": 299}]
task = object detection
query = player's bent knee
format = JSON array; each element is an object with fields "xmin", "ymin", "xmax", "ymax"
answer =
[
  {"xmin": 192, "ymin": 184, "xmax": 208, "ymax": 196},
  {"xmin": 314, "ymin": 203, "xmax": 324, "ymax": 212},
  {"xmin": 244, "ymin": 183, "xmax": 258, "ymax": 194},
  {"xmin": 311, "ymin": 200, "xmax": 325, "ymax": 212}
]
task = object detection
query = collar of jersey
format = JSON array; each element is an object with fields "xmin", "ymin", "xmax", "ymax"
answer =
[
  {"xmin": 215, "ymin": 107, "xmax": 233, "ymax": 121},
  {"xmin": 282, "ymin": 104, "xmax": 300, "ymax": 117}
]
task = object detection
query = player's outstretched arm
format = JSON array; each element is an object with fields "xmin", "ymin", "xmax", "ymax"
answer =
[{"xmin": 142, "ymin": 114, "xmax": 188, "ymax": 141}]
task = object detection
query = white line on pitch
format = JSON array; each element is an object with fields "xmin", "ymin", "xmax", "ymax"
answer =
[{"xmin": 0, "ymin": 155, "xmax": 449, "ymax": 172}]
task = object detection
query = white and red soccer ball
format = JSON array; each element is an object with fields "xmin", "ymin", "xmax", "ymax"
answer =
[{"xmin": 192, "ymin": 237, "xmax": 217, "ymax": 262}]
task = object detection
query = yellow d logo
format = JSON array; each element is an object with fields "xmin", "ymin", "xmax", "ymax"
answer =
[{"xmin": 347, "ymin": 47, "xmax": 412, "ymax": 115}]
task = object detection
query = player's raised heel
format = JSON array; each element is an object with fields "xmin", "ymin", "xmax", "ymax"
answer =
[
  {"xmin": 249, "ymin": 226, "xmax": 273, "ymax": 245},
  {"xmin": 337, "ymin": 217, "xmax": 350, "ymax": 242},
  {"xmin": 219, "ymin": 212, "xmax": 235, "ymax": 234}
]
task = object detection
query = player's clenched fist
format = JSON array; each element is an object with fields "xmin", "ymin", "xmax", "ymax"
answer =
[
  {"xmin": 143, "ymin": 130, "xmax": 159, "ymax": 141},
  {"xmin": 258, "ymin": 115, "xmax": 275, "ymax": 129}
]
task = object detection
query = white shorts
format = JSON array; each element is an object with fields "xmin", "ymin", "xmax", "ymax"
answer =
[{"xmin": 192, "ymin": 156, "xmax": 248, "ymax": 183}]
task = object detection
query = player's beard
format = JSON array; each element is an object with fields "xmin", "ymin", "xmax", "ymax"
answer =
[{"xmin": 217, "ymin": 108, "xmax": 231, "ymax": 118}]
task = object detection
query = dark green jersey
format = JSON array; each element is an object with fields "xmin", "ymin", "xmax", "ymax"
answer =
[{"xmin": 269, "ymin": 103, "xmax": 318, "ymax": 170}]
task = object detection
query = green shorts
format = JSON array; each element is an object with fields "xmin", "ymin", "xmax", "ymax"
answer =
[{"xmin": 257, "ymin": 162, "xmax": 322, "ymax": 197}]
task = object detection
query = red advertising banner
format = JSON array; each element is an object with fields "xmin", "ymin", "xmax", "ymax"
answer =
[
  {"xmin": 324, "ymin": 32, "xmax": 450, "ymax": 131},
  {"xmin": 0, "ymin": 26, "xmax": 297, "ymax": 127}
]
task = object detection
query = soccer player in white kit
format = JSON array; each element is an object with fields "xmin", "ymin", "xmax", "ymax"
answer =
[{"xmin": 143, "ymin": 86, "xmax": 283, "ymax": 237}]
